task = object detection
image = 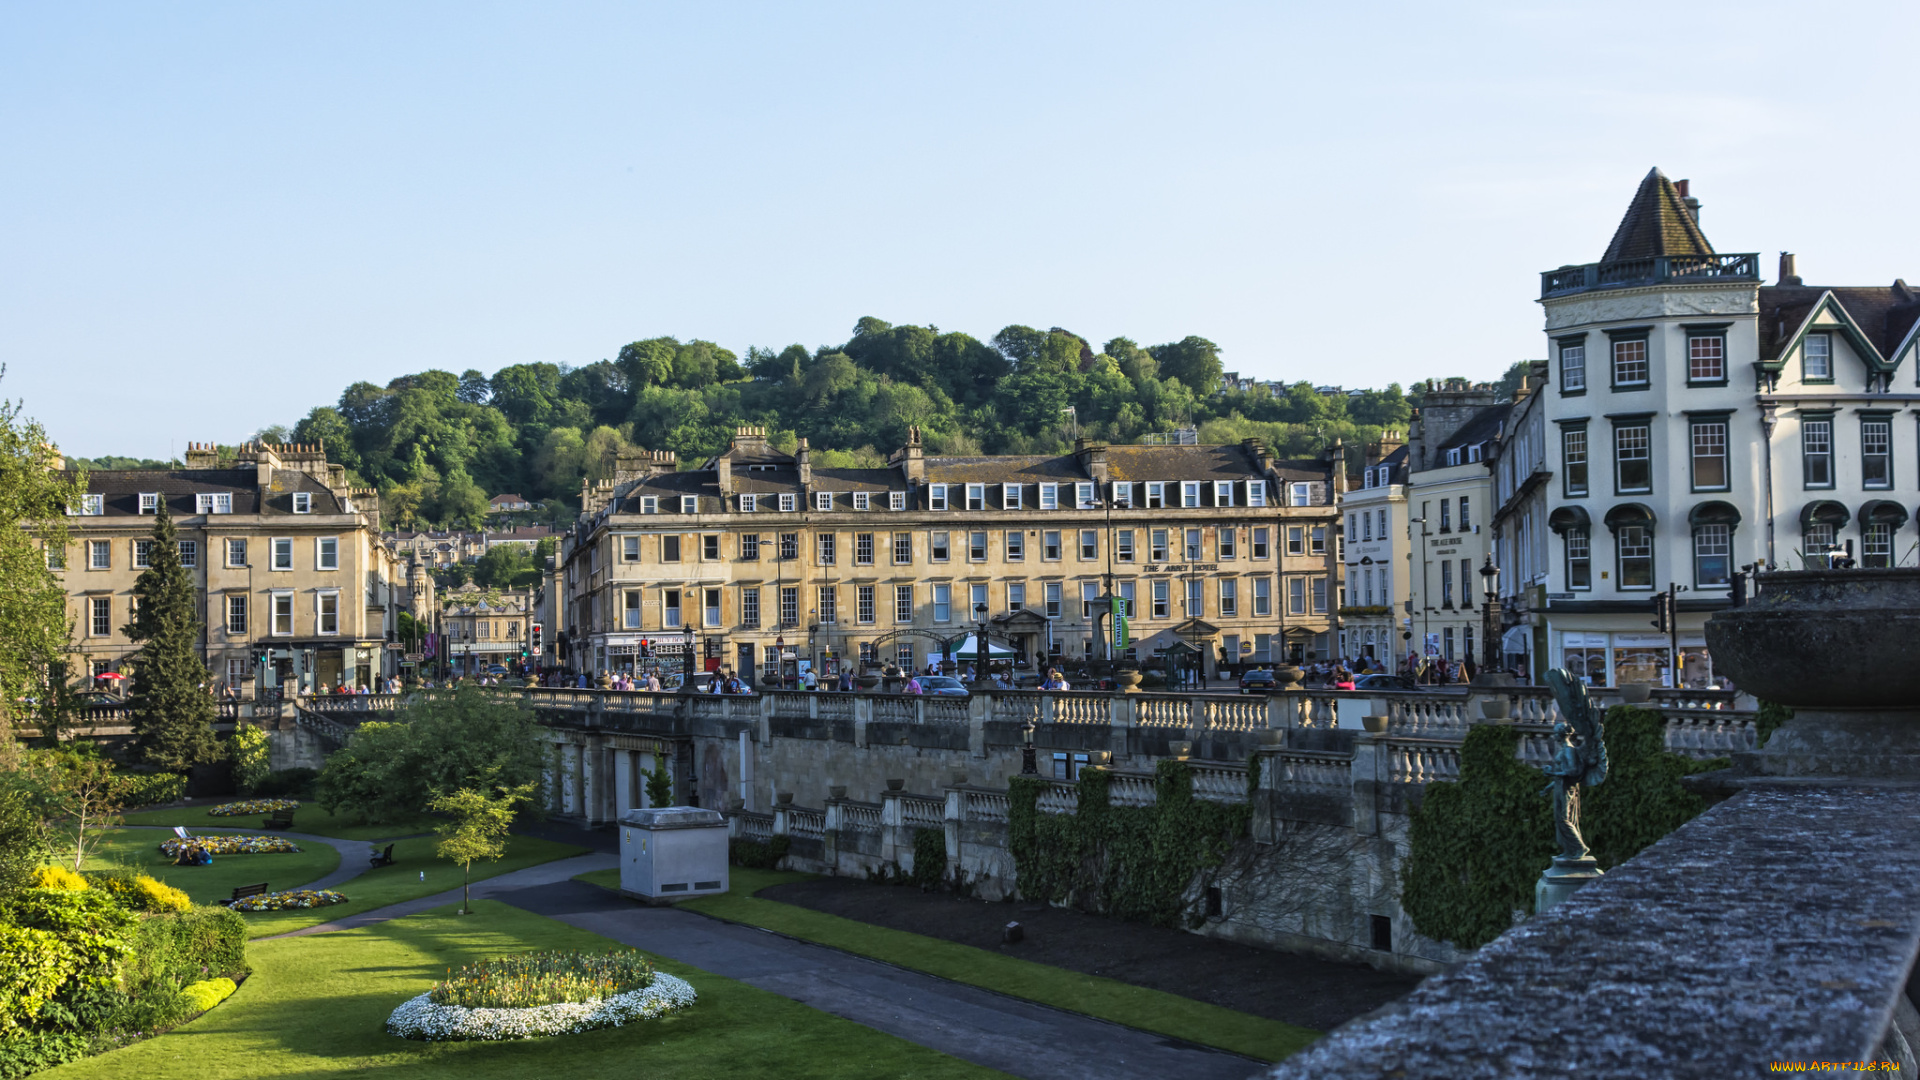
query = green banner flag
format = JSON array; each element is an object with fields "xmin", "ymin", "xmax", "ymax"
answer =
[{"xmin": 1113, "ymin": 615, "xmax": 1129, "ymax": 650}]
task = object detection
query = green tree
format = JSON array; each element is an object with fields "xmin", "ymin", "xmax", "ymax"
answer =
[
  {"xmin": 644, "ymin": 752, "xmax": 674, "ymax": 808},
  {"xmin": 427, "ymin": 775, "xmax": 537, "ymax": 914},
  {"xmin": 0, "ymin": 381, "xmax": 83, "ymax": 741},
  {"xmin": 315, "ymin": 685, "xmax": 549, "ymax": 825},
  {"xmin": 0, "ymin": 784, "xmax": 50, "ymax": 892},
  {"xmin": 1149, "ymin": 336, "xmax": 1223, "ymax": 393},
  {"xmin": 122, "ymin": 503, "xmax": 219, "ymax": 773}
]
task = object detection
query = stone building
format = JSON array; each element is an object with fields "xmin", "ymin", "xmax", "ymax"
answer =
[
  {"xmin": 1338, "ymin": 433, "xmax": 1409, "ymax": 666},
  {"xmin": 439, "ymin": 584, "xmax": 534, "ymax": 675},
  {"xmin": 1488, "ymin": 362, "xmax": 1552, "ymax": 680},
  {"xmin": 557, "ymin": 427, "xmax": 1344, "ymax": 684},
  {"xmin": 56, "ymin": 442, "xmax": 401, "ymax": 694},
  {"xmin": 1404, "ymin": 383, "xmax": 1507, "ymax": 672}
]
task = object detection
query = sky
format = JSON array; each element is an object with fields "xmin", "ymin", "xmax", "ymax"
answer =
[{"xmin": 3, "ymin": 2, "xmax": 1917, "ymax": 460}]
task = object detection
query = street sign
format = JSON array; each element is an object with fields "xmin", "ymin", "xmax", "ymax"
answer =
[{"xmin": 403, "ymin": 653, "xmax": 424, "ymax": 662}]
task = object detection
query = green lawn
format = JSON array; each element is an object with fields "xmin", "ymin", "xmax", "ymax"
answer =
[
  {"xmin": 83, "ymin": 828, "xmax": 341, "ymax": 907},
  {"xmin": 574, "ymin": 866, "xmax": 1317, "ymax": 1063},
  {"xmin": 45, "ymin": 900, "xmax": 1004, "ymax": 1080},
  {"xmin": 124, "ymin": 804, "xmax": 441, "ymax": 843}
]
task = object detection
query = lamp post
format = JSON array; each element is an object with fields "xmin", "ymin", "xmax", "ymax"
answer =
[
  {"xmin": 774, "ymin": 633, "xmax": 786, "ymax": 688},
  {"xmin": 974, "ymin": 602, "xmax": 989, "ymax": 683},
  {"xmin": 1409, "ymin": 515, "xmax": 1432, "ymax": 677},
  {"xmin": 1479, "ymin": 555, "xmax": 1500, "ymax": 678}
]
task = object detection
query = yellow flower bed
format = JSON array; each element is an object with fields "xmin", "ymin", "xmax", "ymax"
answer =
[
  {"xmin": 229, "ymin": 888, "xmax": 347, "ymax": 912},
  {"xmin": 159, "ymin": 836, "xmax": 302, "ymax": 856},
  {"xmin": 207, "ymin": 799, "xmax": 300, "ymax": 817}
]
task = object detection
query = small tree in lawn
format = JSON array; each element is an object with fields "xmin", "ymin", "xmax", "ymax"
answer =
[
  {"xmin": 644, "ymin": 752, "xmax": 675, "ymax": 808},
  {"xmin": 123, "ymin": 501, "xmax": 219, "ymax": 772},
  {"xmin": 52, "ymin": 752, "xmax": 126, "ymax": 871},
  {"xmin": 428, "ymin": 777, "xmax": 537, "ymax": 914}
]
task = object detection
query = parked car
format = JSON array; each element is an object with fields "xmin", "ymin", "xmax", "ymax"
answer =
[
  {"xmin": 1238, "ymin": 669, "xmax": 1277, "ymax": 694},
  {"xmin": 916, "ymin": 676, "xmax": 970, "ymax": 697},
  {"xmin": 1354, "ymin": 673, "xmax": 1420, "ymax": 692}
]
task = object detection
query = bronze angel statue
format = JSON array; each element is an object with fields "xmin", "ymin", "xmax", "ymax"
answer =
[{"xmin": 1542, "ymin": 668, "xmax": 1609, "ymax": 862}]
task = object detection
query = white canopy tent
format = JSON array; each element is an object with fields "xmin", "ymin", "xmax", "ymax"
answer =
[{"xmin": 945, "ymin": 634, "xmax": 1017, "ymax": 661}]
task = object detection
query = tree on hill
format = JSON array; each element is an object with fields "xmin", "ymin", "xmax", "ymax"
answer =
[{"xmin": 122, "ymin": 502, "xmax": 220, "ymax": 772}]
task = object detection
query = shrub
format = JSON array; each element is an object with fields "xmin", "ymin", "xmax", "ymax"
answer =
[
  {"xmin": 910, "ymin": 828, "xmax": 945, "ymax": 888},
  {"xmin": 429, "ymin": 951, "xmax": 654, "ymax": 1009},
  {"xmin": 316, "ymin": 687, "xmax": 550, "ymax": 825},
  {"xmin": 251, "ymin": 768, "xmax": 318, "ymax": 800},
  {"xmin": 1756, "ymin": 700, "xmax": 1792, "ymax": 747},
  {"xmin": 228, "ymin": 727, "xmax": 271, "ymax": 796},
  {"xmin": 116, "ymin": 772, "xmax": 187, "ymax": 809},
  {"xmin": 178, "ymin": 977, "xmax": 235, "ymax": 1015},
  {"xmin": 86, "ymin": 872, "xmax": 191, "ymax": 914},
  {"xmin": 0, "ymin": 926, "xmax": 83, "ymax": 1034},
  {"xmin": 0, "ymin": 1031, "xmax": 90, "ymax": 1079},
  {"xmin": 728, "ymin": 836, "xmax": 790, "ymax": 870},
  {"xmin": 1582, "ymin": 705, "xmax": 1726, "ymax": 870},
  {"xmin": 26, "ymin": 867, "xmax": 87, "ymax": 892},
  {"xmin": 124, "ymin": 907, "xmax": 250, "ymax": 988}
]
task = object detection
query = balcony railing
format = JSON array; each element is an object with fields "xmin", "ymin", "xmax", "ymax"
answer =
[{"xmin": 1540, "ymin": 253, "xmax": 1760, "ymax": 299}]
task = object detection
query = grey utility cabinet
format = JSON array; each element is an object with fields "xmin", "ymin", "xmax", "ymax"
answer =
[{"xmin": 618, "ymin": 806, "xmax": 729, "ymax": 903}]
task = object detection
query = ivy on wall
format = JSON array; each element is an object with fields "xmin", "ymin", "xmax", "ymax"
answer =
[
  {"xmin": 1008, "ymin": 759, "xmax": 1250, "ymax": 929},
  {"xmin": 1400, "ymin": 706, "xmax": 1727, "ymax": 950},
  {"xmin": 911, "ymin": 828, "xmax": 946, "ymax": 888},
  {"xmin": 1756, "ymin": 701, "xmax": 1792, "ymax": 747}
]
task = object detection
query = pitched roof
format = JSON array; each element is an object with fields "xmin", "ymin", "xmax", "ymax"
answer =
[
  {"xmin": 1435, "ymin": 405, "xmax": 1508, "ymax": 454},
  {"xmin": 71, "ymin": 468, "xmax": 350, "ymax": 517},
  {"xmin": 1600, "ymin": 168, "xmax": 1714, "ymax": 263},
  {"xmin": 1758, "ymin": 281, "xmax": 1920, "ymax": 364}
]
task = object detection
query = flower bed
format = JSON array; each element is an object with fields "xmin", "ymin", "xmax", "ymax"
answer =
[
  {"xmin": 160, "ymin": 836, "xmax": 302, "ymax": 857},
  {"xmin": 207, "ymin": 799, "xmax": 300, "ymax": 817},
  {"xmin": 431, "ymin": 950, "xmax": 657, "ymax": 1008},
  {"xmin": 228, "ymin": 888, "xmax": 347, "ymax": 912},
  {"xmin": 386, "ymin": 973, "xmax": 696, "ymax": 1041}
]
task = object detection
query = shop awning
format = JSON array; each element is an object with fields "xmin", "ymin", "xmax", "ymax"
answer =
[
  {"xmin": 1687, "ymin": 500, "xmax": 1742, "ymax": 526},
  {"xmin": 1858, "ymin": 500, "xmax": 1911, "ymax": 529},
  {"xmin": 1800, "ymin": 500, "xmax": 1850, "ymax": 529},
  {"xmin": 1547, "ymin": 505, "xmax": 1591, "ymax": 534},
  {"xmin": 1500, "ymin": 626, "xmax": 1531, "ymax": 655},
  {"xmin": 1603, "ymin": 503, "xmax": 1657, "ymax": 532}
]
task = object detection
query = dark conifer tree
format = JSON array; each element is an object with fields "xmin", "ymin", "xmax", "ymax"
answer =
[{"xmin": 122, "ymin": 500, "xmax": 219, "ymax": 771}]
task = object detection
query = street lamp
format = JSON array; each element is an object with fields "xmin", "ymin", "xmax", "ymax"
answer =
[
  {"xmin": 774, "ymin": 633, "xmax": 786, "ymax": 688},
  {"xmin": 1478, "ymin": 555, "xmax": 1500, "ymax": 678},
  {"xmin": 974, "ymin": 602, "xmax": 989, "ymax": 683}
]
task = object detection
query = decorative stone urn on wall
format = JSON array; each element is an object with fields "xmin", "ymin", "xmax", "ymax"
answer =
[{"xmin": 1706, "ymin": 569, "xmax": 1920, "ymax": 778}]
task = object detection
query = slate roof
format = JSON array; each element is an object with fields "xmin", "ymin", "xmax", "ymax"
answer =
[
  {"xmin": 1600, "ymin": 168, "xmax": 1714, "ymax": 263},
  {"xmin": 1435, "ymin": 405, "xmax": 1508, "ymax": 454},
  {"xmin": 70, "ymin": 468, "xmax": 348, "ymax": 517},
  {"xmin": 1757, "ymin": 281, "xmax": 1920, "ymax": 364}
]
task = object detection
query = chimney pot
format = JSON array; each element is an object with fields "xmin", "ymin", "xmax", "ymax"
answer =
[{"xmin": 1779, "ymin": 251, "xmax": 1801, "ymax": 287}]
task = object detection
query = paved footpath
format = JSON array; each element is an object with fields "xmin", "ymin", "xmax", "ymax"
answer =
[{"xmin": 262, "ymin": 850, "xmax": 1263, "ymax": 1080}]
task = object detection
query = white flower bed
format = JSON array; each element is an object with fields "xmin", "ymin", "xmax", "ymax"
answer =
[{"xmin": 385, "ymin": 972, "xmax": 696, "ymax": 1041}]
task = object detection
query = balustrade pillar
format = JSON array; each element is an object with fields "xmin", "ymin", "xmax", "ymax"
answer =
[
  {"xmin": 613, "ymin": 748, "xmax": 634, "ymax": 816},
  {"xmin": 1350, "ymin": 734, "xmax": 1383, "ymax": 837}
]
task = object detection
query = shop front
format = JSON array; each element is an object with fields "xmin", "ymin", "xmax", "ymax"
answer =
[{"xmin": 1555, "ymin": 628, "xmax": 1715, "ymax": 689}]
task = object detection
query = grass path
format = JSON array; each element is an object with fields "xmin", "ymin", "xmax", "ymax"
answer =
[
  {"xmin": 44, "ymin": 900, "xmax": 1006, "ymax": 1080},
  {"xmin": 574, "ymin": 866, "xmax": 1318, "ymax": 1063}
]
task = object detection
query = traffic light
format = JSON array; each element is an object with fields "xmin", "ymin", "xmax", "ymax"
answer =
[
  {"xmin": 1650, "ymin": 591, "xmax": 1670, "ymax": 633},
  {"xmin": 639, "ymin": 637, "xmax": 651, "ymax": 659},
  {"xmin": 531, "ymin": 623, "xmax": 543, "ymax": 656}
]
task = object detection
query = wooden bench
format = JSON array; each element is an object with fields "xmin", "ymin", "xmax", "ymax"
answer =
[
  {"xmin": 227, "ymin": 883, "xmax": 268, "ymax": 906},
  {"xmin": 262, "ymin": 811, "xmax": 294, "ymax": 831},
  {"xmin": 369, "ymin": 843, "xmax": 395, "ymax": 868}
]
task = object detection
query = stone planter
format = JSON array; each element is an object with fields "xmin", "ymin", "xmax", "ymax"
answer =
[
  {"xmin": 1273, "ymin": 664, "xmax": 1304, "ymax": 689},
  {"xmin": 1168, "ymin": 740, "xmax": 1193, "ymax": 759},
  {"xmin": 1362, "ymin": 715, "xmax": 1389, "ymax": 735},
  {"xmin": 885, "ymin": 778, "xmax": 905, "ymax": 792},
  {"xmin": 1480, "ymin": 696, "xmax": 1512, "ymax": 721},
  {"xmin": 1114, "ymin": 668, "xmax": 1144, "ymax": 693},
  {"xmin": 828, "ymin": 785, "xmax": 847, "ymax": 800},
  {"xmin": 856, "ymin": 672, "xmax": 881, "ymax": 690},
  {"xmin": 775, "ymin": 791, "xmax": 793, "ymax": 806},
  {"xmin": 1618, "ymin": 682, "xmax": 1652, "ymax": 704},
  {"xmin": 1706, "ymin": 569, "xmax": 1920, "ymax": 777}
]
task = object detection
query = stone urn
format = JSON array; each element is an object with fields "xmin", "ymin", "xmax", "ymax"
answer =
[
  {"xmin": 1168, "ymin": 740, "xmax": 1193, "ymax": 759},
  {"xmin": 726, "ymin": 796, "xmax": 745, "ymax": 811},
  {"xmin": 885, "ymin": 778, "xmax": 905, "ymax": 792},
  {"xmin": 595, "ymin": 671, "xmax": 613, "ymax": 689},
  {"xmin": 1114, "ymin": 667, "xmax": 1144, "ymax": 693},
  {"xmin": 1480, "ymin": 696, "xmax": 1512, "ymax": 721},
  {"xmin": 1272, "ymin": 663, "xmax": 1304, "ymax": 689},
  {"xmin": 1362, "ymin": 715, "xmax": 1390, "ymax": 735},
  {"xmin": 1618, "ymin": 682, "xmax": 1652, "ymax": 704},
  {"xmin": 775, "ymin": 791, "xmax": 794, "ymax": 806},
  {"xmin": 1706, "ymin": 569, "xmax": 1920, "ymax": 777},
  {"xmin": 856, "ymin": 670, "xmax": 881, "ymax": 691},
  {"xmin": 828, "ymin": 785, "xmax": 848, "ymax": 800}
]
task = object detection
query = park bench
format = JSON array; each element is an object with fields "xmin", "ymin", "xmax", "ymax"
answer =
[
  {"xmin": 227, "ymin": 882, "xmax": 268, "ymax": 906},
  {"xmin": 262, "ymin": 810, "xmax": 295, "ymax": 831},
  {"xmin": 369, "ymin": 843, "xmax": 395, "ymax": 868}
]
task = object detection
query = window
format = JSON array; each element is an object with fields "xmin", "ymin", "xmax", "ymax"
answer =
[
  {"xmin": 1039, "ymin": 484, "xmax": 1059, "ymax": 510},
  {"xmin": 1563, "ymin": 425, "xmax": 1589, "ymax": 496},
  {"xmin": 1079, "ymin": 530, "xmax": 1097, "ymax": 560},
  {"xmin": 895, "ymin": 585, "xmax": 914, "ymax": 623},
  {"xmin": 1149, "ymin": 529, "xmax": 1169, "ymax": 562},
  {"xmin": 133, "ymin": 540, "xmax": 153, "ymax": 569},
  {"xmin": 196, "ymin": 493, "xmax": 232, "ymax": 515},
  {"xmin": 742, "ymin": 587, "xmax": 761, "ymax": 629},
  {"xmin": 812, "ymin": 492, "xmax": 831, "ymax": 512},
  {"xmin": 1219, "ymin": 578, "xmax": 1238, "ymax": 617},
  {"xmin": 1458, "ymin": 497, "xmax": 1471, "ymax": 532},
  {"xmin": 1439, "ymin": 499, "xmax": 1451, "ymax": 532},
  {"xmin": 318, "ymin": 592, "xmax": 339, "ymax": 635},
  {"xmin": 1005, "ymin": 530, "xmax": 1024, "ymax": 561},
  {"xmin": 139, "ymin": 492, "xmax": 159, "ymax": 514},
  {"xmin": 1803, "ymin": 524, "xmax": 1836, "ymax": 566},
  {"xmin": 702, "ymin": 534, "xmax": 720, "ymax": 560},
  {"xmin": 1614, "ymin": 423, "xmax": 1651, "ymax": 494},
  {"xmin": 1559, "ymin": 338, "xmax": 1587, "ymax": 392},
  {"xmin": 640, "ymin": 496, "xmax": 658, "ymax": 514},
  {"xmin": 965, "ymin": 484, "xmax": 985, "ymax": 511},
  {"xmin": 1145, "ymin": 482, "xmax": 1166, "ymax": 509},
  {"xmin": 1003, "ymin": 483, "xmax": 1023, "ymax": 510},
  {"xmin": 855, "ymin": 532, "xmax": 874, "ymax": 565},
  {"xmin": 225, "ymin": 538, "xmax": 246, "ymax": 567},
  {"xmin": 929, "ymin": 484, "xmax": 949, "ymax": 511},
  {"xmin": 970, "ymin": 531, "xmax": 988, "ymax": 561},
  {"xmin": 1045, "ymin": 583, "xmax": 1062, "ymax": 619},
  {"xmin": 1252, "ymin": 577, "xmax": 1271, "ymax": 617},
  {"xmin": 1311, "ymin": 525, "xmax": 1329, "ymax": 555},
  {"xmin": 1184, "ymin": 578, "xmax": 1203, "ymax": 616},
  {"xmin": 1691, "ymin": 420, "xmax": 1729, "ymax": 490},
  {"xmin": 1362, "ymin": 567, "xmax": 1374, "ymax": 605},
  {"xmin": 816, "ymin": 532, "xmax": 836, "ymax": 564},
  {"xmin": 1446, "ymin": 448, "xmax": 1463, "ymax": 467},
  {"xmin": 1286, "ymin": 527, "xmax": 1305, "ymax": 556},
  {"xmin": 1246, "ymin": 481, "xmax": 1266, "ymax": 507},
  {"xmin": 1007, "ymin": 581, "xmax": 1026, "ymax": 611},
  {"xmin": 1311, "ymin": 576, "xmax": 1328, "ymax": 614},
  {"xmin": 1116, "ymin": 580, "xmax": 1135, "ymax": 617},
  {"xmin": 1862, "ymin": 418, "xmax": 1893, "ymax": 488},
  {"xmin": 177, "ymin": 541, "xmax": 197, "ymax": 567},
  {"xmin": 969, "ymin": 582, "xmax": 988, "ymax": 617},
  {"xmin": 1043, "ymin": 531, "xmax": 1061, "ymax": 560},
  {"xmin": 1694, "ymin": 524, "xmax": 1731, "ymax": 586},
  {"xmin": 1252, "ymin": 528, "xmax": 1270, "ymax": 560},
  {"xmin": 1213, "ymin": 480, "xmax": 1233, "ymax": 507},
  {"xmin": 930, "ymin": 531, "xmax": 950, "ymax": 561},
  {"xmin": 292, "ymin": 492, "xmax": 311, "ymax": 514},
  {"xmin": 1218, "ymin": 528, "xmax": 1235, "ymax": 560},
  {"xmin": 1802, "ymin": 418, "xmax": 1833, "ymax": 488},
  {"xmin": 1565, "ymin": 528, "xmax": 1591, "ymax": 590},
  {"xmin": 1863, "ymin": 523, "xmax": 1894, "ymax": 569},
  {"xmin": 932, "ymin": 584, "xmax": 951, "ymax": 622},
  {"xmin": 270, "ymin": 592, "xmax": 292, "ymax": 635},
  {"xmin": 1181, "ymin": 482, "xmax": 1201, "ymax": 508},
  {"xmin": 45, "ymin": 544, "xmax": 65, "ymax": 570},
  {"xmin": 856, "ymin": 586, "xmax": 874, "ymax": 624},
  {"xmin": 1289, "ymin": 482, "xmax": 1311, "ymax": 506},
  {"xmin": 655, "ymin": 589, "xmax": 680, "ymax": 629},
  {"xmin": 1803, "ymin": 333, "xmax": 1832, "ymax": 381},
  {"xmin": 1376, "ymin": 508, "xmax": 1386, "ymax": 539},
  {"xmin": 1287, "ymin": 577, "xmax": 1306, "ymax": 615},
  {"xmin": 1079, "ymin": 581, "xmax": 1099, "ymax": 617},
  {"xmin": 764, "ymin": 493, "xmax": 790, "ymax": 513},
  {"xmin": 1688, "ymin": 334, "xmax": 1725, "ymax": 383},
  {"xmin": 661, "ymin": 535, "xmax": 682, "ymax": 562},
  {"xmin": 741, "ymin": 533, "xmax": 761, "ymax": 560},
  {"xmin": 271, "ymin": 538, "xmax": 293, "ymax": 571},
  {"xmin": 1612, "ymin": 336, "xmax": 1649, "ymax": 388},
  {"xmin": 623, "ymin": 592, "xmax": 642, "ymax": 628},
  {"xmin": 852, "ymin": 491, "xmax": 870, "ymax": 511},
  {"xmin": 1075, "ymin": 482, "xmax": 1095, "ymax": 509},
  {"xmin": 1442, "ymin": 559, "xmax": 1454, "ymax": 607},
  {"xmin": 1183, "ymin": 528, "xmax": 1202, "ymax": 561},
  {"xmin": 75, "ymin": 493, "xmax": 103, "ymax": 516},
  {"xmin": 1111, "ymin": 482, "xmax": 1132, "ymax": 507},
  {"xmin": 622, "ymin": 536, "xmax": 641, "ymax": 562},
  {"xmin": 317, "ymin": 537, "xmax": 338, "ymax": 570},
  {"xmin": 740, "ymin": 494, "xmax": 757, "ymax": 512},
  {"xmin": 90, "ymin": 597, "xmax": 111, "ymax": 637},
  {"xmin": 815, "ymin": 586, "xmax": 834, "ymax": 625},
  {"xmin": 779, "ymin": 532, "xmax": 798, "ymax": 560},
  {"xmin": 226, "ymin": 594, "xmax": 247, "ymax": 635},
  {"xmin": 1616, "ymin": 524, "xmax": 1654, "ymax": 589},
  {"xmin": 889, "ymin": 491, "xmax": 906, "ymax": 511},
  {"xmin": 1150, "ymin": 580, "xmax": 1169, "ymax": 618}
]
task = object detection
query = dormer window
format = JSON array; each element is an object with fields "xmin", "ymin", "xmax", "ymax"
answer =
[
  {"xmin": 1110, "ymin": 482, "xmax": 1131, "ymax": 507},
  {"xmin": 1246, "ymin": 481, "xmax": 1266, "ymax": 507},
  {"xmin": 1145, "ymin": 482, "xmax": 1166, "ymax": 509},
  {"xmin": 196, "ymin": 493, "xmax": 232, "ymax": 515},
  {"xmin": 293, "ymin": 492, "xmax": 312, "ymax": 514},
  {"xmin": 815, "ymin": 492, "xmax": 833, "ymax": 511},
  {"xmin": 1181, "ymin": 482, "xmax": 1201, "ymax": 508},
  {"xmin": 681, "ymin": 495, "xmax": 698, "ymax": 514},
  {"xmin": 1002, "ymin": 483, "xmax": 1022, "ymax": 509},
  {"xmin": 779, "ymin": 494, "xmax": 797, "ymax": 512},
  {"xmin": 889, "ymin": 491, "xmax": 906, "ymax": 511},
  {"xmin": 1075, "ymin": 482, "xmax": 1095, "ymax": 509},
  {"xmin": 1289, "ymin": 482, "xmax": 1311, "ymax": 506},
  {"xmin": 1039, "ymin": 483, "xmax": 1059, "ymax": 510},
  {"xmin": 72, "ymin": 494, "xmax": 104, "ymax": 516},
  {"xmin": 139, "ymin": 493, "xmax": 160, "ymax": 515},
  {"xmin": 966, "ymin": 484, "xmax": 985, "ymax": 510},
  {"xmin": 739, "ymin": 494, "xmax": 757, "ymax": 512},
  {"xmin": 853, "ymin": 492, "xmax": 870, "ymax": 511},
  {"xmin": 1446, "ymin": 448, "xmax": 1463, "ymax": 466},
  {"xmin": 640, "ymin": 496, "xmax": 658, "ymax": 514},
  {"xmin": 1213, "ymin": 480, "xmax": 1233, "ymax": 507},
  {"xmin": 1363, "ymin": 470, "xmax": 1375, "ymax": 490},
  {"xmin": 929, "ymin": 484, "xmax": 948, "ymax": 511},
  {"xmin": 1466, "ymin": 444, "xmax": 1483, "ymax": 464}
]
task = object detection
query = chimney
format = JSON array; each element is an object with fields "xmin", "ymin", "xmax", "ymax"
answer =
[
  {"xmin": 1779, "ymin": 252, "xmax": 1802, "ymax": 287},
  {"xmin": 795, "ymin": 437, "xmax": 812, "ymax": 488},
  {"xmin": 1073, "ymin": 437, "xmax": 1108, "ymax": 482},
  {"xmin": 254, "ymin": 442, "xmax": 281, "ymax": 490},
  {"xmin": 715, "ymin": 453, "xmax": 733, "ymax": 497},
  {"xmin": 183, "ymin": 441, "xmax": 219, "ymax": 469},
  {"xmin": 1675, "ymin": 178, "xmax": 1701, "ymax": 224},
  {"xmin": 891, "ymin": 426, "xmax": 926, "ymax": 484}
]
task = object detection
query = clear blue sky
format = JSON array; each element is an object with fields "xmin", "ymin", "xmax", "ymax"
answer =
[{"xmin": 4, "ymin": 2, "xmax": 1916, "ymax": 460}]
